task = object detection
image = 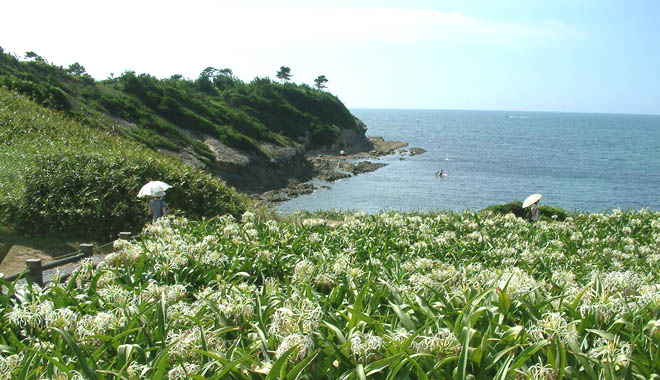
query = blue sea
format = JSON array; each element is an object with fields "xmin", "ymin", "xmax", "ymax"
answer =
[{"xmin": 277, "ymin": 109, "xmax": 660, "ymax": 214}]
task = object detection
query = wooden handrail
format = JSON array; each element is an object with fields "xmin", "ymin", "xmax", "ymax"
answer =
[{"xmin": 1, "ymin": 231, "xmax": 133, "ymax": 286}]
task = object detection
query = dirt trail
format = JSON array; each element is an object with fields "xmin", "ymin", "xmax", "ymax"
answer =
[{"xmin": 0, "ymin": 245, "xmax": 54, "ymax": 276}]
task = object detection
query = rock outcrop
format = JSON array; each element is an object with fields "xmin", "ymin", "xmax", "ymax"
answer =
[{"xmin": 203, "ymin": 117, "xmax": 374, "ymax": 194}]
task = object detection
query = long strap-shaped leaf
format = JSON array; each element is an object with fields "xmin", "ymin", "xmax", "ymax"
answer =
[
  {"xmin": 457, "ymin": 326, "xmax": 472, "ymax": 380},
  {"xmin": 51, "ymin": 327, "xmax": 99, "ymax": 380},
  {"xmin": 266, "ymin": 347, "xmax": 295, "ymax": 380}
]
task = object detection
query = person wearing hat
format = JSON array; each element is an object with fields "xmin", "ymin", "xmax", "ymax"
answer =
[{"xmin": 148, "ymin": 190, "xmax": 169, "ymax": 222}]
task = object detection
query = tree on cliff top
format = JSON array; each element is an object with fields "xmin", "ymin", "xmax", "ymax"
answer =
[
  {"xmin": 66, "ymin": 62, "xmax": 87, "ymax": 76},
  {"xmin": 314, "ymin": 75, "xmax": 328, "ymax": 90},
  {"xmin": 276, "ymin": 66, "xmax": 292, "ymax": 82}
]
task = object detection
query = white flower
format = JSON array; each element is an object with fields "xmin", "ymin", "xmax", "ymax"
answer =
[
  {"xmin": 590, "ymin": 335, "xmax": 631, "ymax": 364},
  {"xmin": 332, "ymin": 254, "xmax": 351, "ymax": 276},
  {"xmin": 269, "ymin": 298, "xmax": 322, "ymax": 338},
  {"xmin": 167, "ymin": 362, "xmax": 200, "ymax": 380},
  {"xmin": 522, "ymin": 363, "xmax": 556, "ymax": 380},
  {"xmin": 275, "ymin": 333, "xmax": 314, "ymax": 361},
  {"xmin": 97, "ymin": 285, "xmax": 131, "ymax": 306},
  {"xmin": 167, "ymin": 327, "xmax": 225, "ymax": 362},
  {"xmin": 350, "ymin": 331, "xmax": 383, "ymax": 360},
  {"xmin": 126, "ymin": 363, "xmax": 151, "ymax": 379},
  {"xmin": 411, "ymin": 329, "xmax": 460, "ymax": 357},
  {"xmin": 242, "ymin": 211, "xmax": 256, "ymax": 222},
  {"xmin": 0, "ymin": 352, "xmax": 24, "ymax": 380},
  {"xmin": 529, "ymin": 312, "xmax": 578, "ymax": 345},
  {"xmin": 76, "ymin": 311, "xmax": 124, "ymax": 346},
  {"xmin": 308, "ymin": 232, "xmax": 321, "ymax": 243},
  {"xmin": 292, "ymin": 259, "xmax": 315, "ymax": 284}
]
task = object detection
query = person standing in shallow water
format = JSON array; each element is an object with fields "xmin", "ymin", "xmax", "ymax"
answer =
[{"xmin": 148, "ymin": 190, "xmax": 169, "ymax": 222}]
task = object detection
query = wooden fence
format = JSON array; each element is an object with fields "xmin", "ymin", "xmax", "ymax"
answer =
[{"xmin": 2, "ymin": 231, "xmax": 133, "ymax": 286}]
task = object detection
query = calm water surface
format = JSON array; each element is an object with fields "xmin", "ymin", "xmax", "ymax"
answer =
[{"xmin": 278, "ymin": 109, "xmax": 660, "ymax": 214}]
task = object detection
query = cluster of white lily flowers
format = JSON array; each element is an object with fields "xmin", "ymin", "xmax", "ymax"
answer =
[{"xmin": 2, "ymin": 208, "xmax": 660, "ymax": 378}]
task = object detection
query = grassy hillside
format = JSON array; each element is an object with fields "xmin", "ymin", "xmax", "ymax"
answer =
[
  {"xmin": 0, "ymin": 87, "xmax": 248, "ymax": 239},
  {"xmin": 0, "ymin": 49, "xmax": 363, "ymax": 168}
]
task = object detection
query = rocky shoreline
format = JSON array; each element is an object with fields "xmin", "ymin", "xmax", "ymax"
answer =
[{"xmin": 255, "ymin": 137, "xmax": 426, "ymax": 203}]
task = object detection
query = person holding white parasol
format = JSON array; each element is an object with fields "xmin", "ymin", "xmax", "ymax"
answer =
[
  {"xmin": 138, "ymin": 181, "xmax": 172, "ymax": 222},
  {"xmin": 523, "ymin": 193, "xmax": 542, "ymax": 222}
]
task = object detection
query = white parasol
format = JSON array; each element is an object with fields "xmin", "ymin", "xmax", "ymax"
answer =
[
  {"xmin": 522, "ymin": 193, "xmax": 542, "ymax": 208},
  {"xmin": 137, "ymin": 181, "xmax": 172, "ymax": 198}
]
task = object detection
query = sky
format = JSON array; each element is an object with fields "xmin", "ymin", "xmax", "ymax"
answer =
[{"xmin": 2, "ymin": 0, "xmax": 660, "ymax": 114}]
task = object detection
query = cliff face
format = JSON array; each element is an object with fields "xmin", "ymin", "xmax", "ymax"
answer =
[{"xmin": 196, "ymin": 117, "xmax": 373, "ymax": 193}]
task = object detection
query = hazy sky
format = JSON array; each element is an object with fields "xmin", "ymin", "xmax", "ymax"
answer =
[{"xmin": 2, "ymin": 0, "xmax": 659, "ymax": 114}]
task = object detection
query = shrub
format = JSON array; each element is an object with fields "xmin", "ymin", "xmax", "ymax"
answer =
[
  {"xmin": 1, "ymin": 87, "xmax": 248, "ymax": 240},
  {"xmin": 0, "ymin": 74, "xmax": 70, "ymax": 111},
  {"xmin": 10, "ymin": 152, "xmax": 246, "ymax": 239},
  {"xmin": 481, "ymin": 200, "xmax": 568, "ymax": 221}
]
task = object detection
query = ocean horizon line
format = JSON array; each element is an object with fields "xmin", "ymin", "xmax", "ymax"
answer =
[{"xmin": 348, "ymin": 107, "xmax": 660, "ymax": 117}]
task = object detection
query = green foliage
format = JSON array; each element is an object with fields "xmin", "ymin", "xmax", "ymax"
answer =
[
  {"xmin": 0, "ymin": 87, "xmax": 248, "ymax": 239},
  {"xmin": 0, "ymin": 74, "xmax": 70, "ymax": 111},
  {"xmin": 2, "ymin": 209, "xmax": 660, "ymax": 378},
  {"xmin": 0, "ymin": 49, "xmax": 363, "ymax": 165},
  {"xmin": 276, "ymin": 66, "xmax": 292, "ymax": 82},
  {"xmin": 314, "ymin": 75, "xmax": 328, "ymax": 90},
  {"xmin": 223, "ymin": 78, "xmax": 356, "ymax": 148},
  {"xmin": 10, "ymin": 152, "xmax": 245, "ymax": 239},
  {"xmin": 66, "ymin": 62, "xmax": 86, "ymax": 76},
  {"xmin": 24, "ymin": 51, "xmax": 46, "ymax": 63},
  {"xmin": 481, "ymin": 200, "xmax": 569, "ymax": 221}
]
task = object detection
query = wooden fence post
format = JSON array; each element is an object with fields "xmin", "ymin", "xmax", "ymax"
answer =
[
  {"xmin": 26, "ymin": 259, "xmax": 43, "ymax": 286},
  {"xmin": 118, "ymin": 232, "xmax": 132, "ymax": 240},
  {"xmin": 80, "ymin": 243, "xmax": 94, "ymax": 257}
]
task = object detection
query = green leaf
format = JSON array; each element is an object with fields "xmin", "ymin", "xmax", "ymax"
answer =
[
  {"xmin": 51, "ymin": 327, "xmax": 98, "ymax": 380},
  {"xmin": 509, "ymin": 341, "xmax": 547, "ymax": 373},
  {"xmin": 457, "ymin": 326, "xmax": 471, "ymax": 380},
  {"xmin": 0, "ymin": 345, "xmax": 17, "ymax": 354},
  {"xmin": 30, "ymin": 347, "xmax": 71, "ymax": 375},
  {"xmin": 567, "ymin": 341, "xmax": 598, "ymax": 380},
  {"xmin": 266, "ymin": 347, "xmax": 294, "ymax": 380},
  {"xmin": 569, "ymin": 286, "xmax": 589, "ymax": 312},
  {"xmin": 557, "ymin": 339, "xmax": 566, "ymax": 380},
  {"xmin": 286, "ymin": 349, "xmax": 319, "ymax": 380},
  {"xmin": 364, "ymin": 353, "xmax": 404, "ymax": 376},
  {"xmin": 324, "ymin": 321, "xmax": 347, "ymax": 344},
  {"xmin": 345, "ymin": 306, "xmax": 377, "ymax": 328},
  {"xmin": 586, "ymin": 328, "xmax": 616, "ymax": 341},
  {"xmin": 355, "ymin": 363, "xmax": 367, "ymax": 380},
  {"xmin": 406, "ymin": 354, "xmax": 429, "ymax": 380},
  {"xmin": 501, "ymin": 325, "xmax": 524, "ymax": 342},
  {"xmin": 485, "ymin": 345, "xmax": 520, "ymax": 370},
  {"xmin": 194, "ymin": 351, "xmax": 251, "ymax": 380},
  {"xmin": 156, "ymin": 292, "xmax": 168, "ymax": 348},
  {"xmin": 389, "ymin": 302, "xmax": 415, "ymax": 331},
  {"xmin": 151, "ymin": 346, "xmax": 171, "ymax": 380},
  {"xmin": 18, "ymin": 351, "xmax": 38, "ymax": 380},
  {"xmin": 494, "ymin": 353, "xmax": 515, "ymax": 380},
  {"xmin": 497, "ymin": 287, "xmax": 511, "ymax": 313}
]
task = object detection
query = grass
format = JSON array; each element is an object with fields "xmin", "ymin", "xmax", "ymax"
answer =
[
  {"xmin": 0, "ymin": 223, "xmax": 98, "ymax": 275},
  {"xmin": 0, "ymin": 224, "xmax": 80, "ymax": 257},
  {"xmin": 0, "ymin": 50, "xmax": 364, "ymax": 166},
  {"xmin": 2, "ymin": 209, "xmax": 659, "ymax": 379},
  {"xmin": 1, "ymin": 87, "xmax": 249, "ymax": 239}
]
